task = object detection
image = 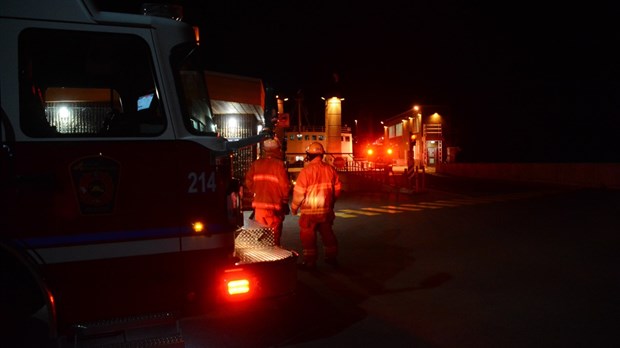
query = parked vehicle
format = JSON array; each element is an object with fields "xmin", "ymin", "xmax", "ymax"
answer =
[
  {"xmin": 365, "ymin": 143, "xmax": 395, "ymax": 170},
  {"xmin": 0, "ymin": 0, "xmax": 296, "ymax": 345}
]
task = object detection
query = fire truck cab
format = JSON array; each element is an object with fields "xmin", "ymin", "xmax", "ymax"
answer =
[{"xmin": 0, "ymin": 0, "xmax": 297, "ymax": 345}]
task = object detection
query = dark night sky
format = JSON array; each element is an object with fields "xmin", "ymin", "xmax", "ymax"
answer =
[{"xmin": 102, "ymin": 1, "xmax": 620, "ymax": 163}]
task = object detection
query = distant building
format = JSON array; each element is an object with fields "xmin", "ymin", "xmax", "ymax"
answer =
[
  {"xmin": 280, "ymin": 97, "xmax": 353, "ymax": 170},
  {"xmin": 381, "ymin": 105, "xmax": 446, "ymax": 168}
]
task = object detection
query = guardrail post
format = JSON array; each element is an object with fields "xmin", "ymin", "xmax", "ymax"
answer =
[
  {"xmin": 407, "ymin": 164, "xmax": 415, "ymax": 190},
  {"xmin": 415, "ymin": 166, "xmax": 420, "ymax": 192}
]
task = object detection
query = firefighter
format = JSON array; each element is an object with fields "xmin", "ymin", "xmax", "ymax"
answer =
[
  {"xmin": 291, "ymin": 142, "xmax": 342, "ymax": 269},
  {"xmin": 245, "ymin": 138, "xmax": 290, "ymax": 246}
]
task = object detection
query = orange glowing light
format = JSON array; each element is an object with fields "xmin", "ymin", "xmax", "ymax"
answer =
[
  {"xmin": 193, "ymin": 26, "xmax": 200, "ymax": 45},
  {"xmin": 367, "ymin": 148, "xmax": 374, "ymax": 156},
  {"xmin": 387, "ymin": 148, "xmax": 393, "ymax": 155},
  {"xmin": 192, "ymin": 221, "xmax": 205, "ymax": 233}
]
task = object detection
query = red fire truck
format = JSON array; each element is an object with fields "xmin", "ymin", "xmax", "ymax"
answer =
[
  {"xmin": 0, "ymin": 0, "xmax": 296, "ymax": 345},
  {"xmin": 365, "ymin": 143, "xmax": 395, "ymax": 170}
]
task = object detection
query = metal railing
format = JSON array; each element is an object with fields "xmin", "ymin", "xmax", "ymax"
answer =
[
  {"xmin": 285, "ymin": 152, "xmax": 425, "ymax": 192},
  {"xmin": 286, "ymin": 152, "xmax": 396, "ymax": 172}
]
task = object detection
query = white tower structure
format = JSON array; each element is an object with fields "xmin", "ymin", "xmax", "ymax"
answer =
[{"xmin": 325, "ymin": 97, "xmax": 342, "ymax": 155}]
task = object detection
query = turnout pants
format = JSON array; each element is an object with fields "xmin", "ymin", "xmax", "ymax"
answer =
[{"xmin": 299, "ymin": 214, "xmax": 338, "ymax": 265}]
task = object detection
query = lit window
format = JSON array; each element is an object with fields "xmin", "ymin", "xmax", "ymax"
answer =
[
  {"xmin": 395, "ymin": 123, "xmax": 403, "ymax": 136},
  {"xmin": 20, "ymin": 29, "xmax": 164, "ymax": 138}
]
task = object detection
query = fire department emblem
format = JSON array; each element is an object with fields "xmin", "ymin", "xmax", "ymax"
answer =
[{"xmin": 71, "ymin": 156, "xmax": 120, "ymax": 214}]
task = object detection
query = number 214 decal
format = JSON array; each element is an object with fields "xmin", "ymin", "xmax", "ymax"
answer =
[{"xmin": 188, "ymin": 172, "xmax": 216, "ymax": 193}]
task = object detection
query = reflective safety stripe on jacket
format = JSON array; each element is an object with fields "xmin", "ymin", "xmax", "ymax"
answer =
[
  {"xmin": 291, "ymin": 156, "xmax": 341, "ymax": 216},
  {"xmin": 245, "ymin": 157, "xmax": 290, "ymax": 211}
]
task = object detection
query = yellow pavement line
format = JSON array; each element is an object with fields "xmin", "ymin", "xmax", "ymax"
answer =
[
  {"xmin": 361, "ymin": 207, "xmax": 403, "ymax": 214},
  {"xmin": 421, "ymin": 202, "xmax": 460, "ymax": 208},
  {"xmin": 334, "ymin": 212, "xmax": 358, "ymax": 218},
  {"xmin": 339, "ymin": 209, "xmax": 381, "ymax": 216},
  {"xmin": 382, "ymin": 205, "xmax": 423, "ymax": 211},
  {"xmin": 401, "ymin": 203, "xmax": 441, "ymax": 209}
]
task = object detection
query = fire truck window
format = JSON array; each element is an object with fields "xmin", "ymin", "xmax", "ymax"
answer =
[
  {"xmin": 18, "ymin": 28, "xmax": 165, "ymax": 138},
  {"xmin": 18, "ymin": 58, "xmax": 57, "ymax": 137}
]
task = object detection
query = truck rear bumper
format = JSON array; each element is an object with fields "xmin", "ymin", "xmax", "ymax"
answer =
[
  {"xmin": 224, "ymin": 226, "xmax": 299, "ymax": 301},
  {"xmin": 230, "ymin": 248, "xmax": 298, "ymax": 301}
]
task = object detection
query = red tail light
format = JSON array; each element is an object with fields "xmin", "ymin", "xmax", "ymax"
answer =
[
  {"xmin": 227, "ymin": 279, "xmax": 250, "ymax": 295},
  {"xmin": 221, "ymin": 268, "xmax": 254, "ymax": 301}
]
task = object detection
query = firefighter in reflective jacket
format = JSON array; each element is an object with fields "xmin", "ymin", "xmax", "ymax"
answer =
[
  {"xmin": 245, "ymin": 138, "xmax": 290, "ymax": 245},
  {"xmin": 291, "ymin": 142, "xmax": 342, "ymax": 269}
]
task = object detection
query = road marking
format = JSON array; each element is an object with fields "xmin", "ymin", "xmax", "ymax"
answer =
[
  {"xmin": 401, "ymin": 203, "xmax": 441, "ymax": 209},
  {"xmin": 361, "ymin": 207, "xmax": 403, "ymax": 214},
  {"xmin": 382, "ymin": 205, "xmax": 423, "ymax": 211},
  {"xmin": 339, "ymin": 209, "xmax": 381, "ymax": 216},
  {"xmin": 334, "ymin": 212, "xmax": 358, "ymax": 218},
  {"xmin": 333, "ymin": 191, "xmax": 559, "ymax": 220}
]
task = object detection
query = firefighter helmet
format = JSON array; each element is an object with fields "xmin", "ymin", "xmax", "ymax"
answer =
[
  {"xmin": 306, "ymin": 142, "xmax": 325, "ymax": 155},
  {"xmin": 263, "ymin": 138, "xmax": 280, "ymax": 153}
]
